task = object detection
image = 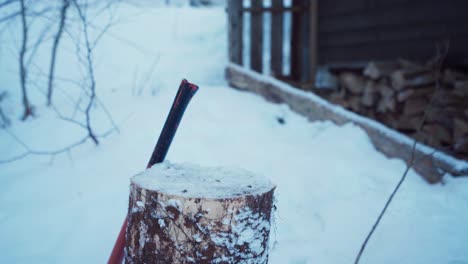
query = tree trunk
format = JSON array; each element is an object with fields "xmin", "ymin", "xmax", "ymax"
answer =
[{"xmin": 125, "ymin": 162, "xmax": 276, "ymax": 264}]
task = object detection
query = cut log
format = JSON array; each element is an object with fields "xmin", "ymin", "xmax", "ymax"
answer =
[
  {"xmin": 454, "ymin": 136, "xmax": 468, "ymax": 153},
  {"xmin": 328, "ymin": 88, "xmax": 348, "ymax": 107},
  {"xmin": 363, "ymin": 61, "xmax": 400, "ymax": 80},
  {"xmin": 361, "ymin": 80, "xmax": 378, "ymax": 107},
  {"xmin": 348, "ymin": 95, "xmax": 362, "ymax": 112},
  {"xmin": 409, "ymin": 130, "xmax": 446, "ymax": 148},
  {"xmin": 389, "ymin": 115, "xmax": 421, "ymax": 131},
  {"xmin": 376, "ymin": 80, "xmax": 395, "ymax": 112},
  {"xmin": 443, "ymin": 69, "xmax": 468, "ymax": 84},
  {"xmin": 339, "ymin": 72, "xmax": 365, "ymax": 94},
  {"xmin": 426, "ymin": 107, "xmax": 455, "ymax": 131},
  {"xmin": 360, "ymin": 107, "xmax": 377, "ymax": 120},
  {"xmin": 125, "ymin": 162, "xmax": 276, "ymax": 264},
  {"xmin": 433, "ymin": 90, "xmax": 464, "ymax": 106},
  {"xmin": 422, "ymin": 123, "xmax": 452, "ymax": 144},
  {"xmin": 403, "ymin": 97, "xmax": 428, "ymax": 116},
  {"xmin": 377, "ymin": 97, "xmax": 396, "ymax": 113},
  {"xmin": 453, "ymin": 81, "xmax": 468, "ymax": 97},
  {"xmin": 454, "ymin": 118, "xmax": 468, "ymax": 142},
  {"xmin": 390, "ymin": 69, "xmax": 435, "ymax": 91},
  {"xmin": 396, "ymin": 86, "xmax": 434, "ymax": 102}
]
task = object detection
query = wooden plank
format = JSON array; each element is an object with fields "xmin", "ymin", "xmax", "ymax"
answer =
[
  {"xmin": 318, "ymin": 22, "xmax": 468, "ymax": 48},
  {"xmin": 319, "ymin": 0, "xmax": 457, "ymax": 18},
  {"xmin": 319, "ymin": 1, "xmax": 468, "ymax": 33},
  {"xmin": 242, "ymin": 6, "xmax": 304, "ymax": 13},
  {"xmin": 309, "ymin": 0, "xmax": 318, "ymax": 88},
  {"xmin": 318, "ymin": 0, "xmax": 366, "ymax": 17},
  {"xmin": 270, "ymin": 0, "xmax": 284, "ymax": 77},
  {"xmin": 225, "ymin": 63, "xmax": 468, "ymax": 183},
  {"xmin": 318, "ymin": 35, "xmax": 468, "ymax": 66},
  {"xmin": 290, "ymin": 0, "xmax": 311, "ymax": 85},
  {"xmin": 315, "ymin": 0, "xmax": 468, "ymax": 66},
  {"xmin": 290, "ymin": 0, "xmax": 301, "ymax": 81},
  {"xmin": 250, "ymin": 0, "xmax": 263, "ymax": 72},
  {"xmin": 227, "ymin": 0, "xmax": 243, "ymax": 64}
]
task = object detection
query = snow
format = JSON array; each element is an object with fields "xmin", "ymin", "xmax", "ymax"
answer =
[
  {"xmin": 210, "ymin": 206, "xmax": 271, "ymax": 264},
  {"xmin": 0, "ymin": 2, "xmax": 467, "ymax": 264},
  {"xmin": 132, "ymin": 161, "xmax": 275, "ymax": 198},
  {"xmin": 228, "ymin": 63, "xmax": 468, "ymax": 174}
]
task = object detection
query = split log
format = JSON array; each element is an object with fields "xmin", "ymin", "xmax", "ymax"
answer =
[
  {"xmin": 377, "ymin": 97, "xmax": 396, "ymax": 113},
  {"xmin": 390, "ymin": 69, "xmax": 435, "ymax": 91},
  {"xmin": 426, "ymin": 107, "xmax": 455, "ymax": 131},
  {"xmin": 376, "ymin": 80, "xmax": 395, "ymax": 112},
  {"xmin": 453, "ymin": 81, "xmax": 468, "ymax": 97},
  {"xmin": 403, "ymin": 97, "xmax": 428, "ymax": 116},
  {"xmin": 363, "ymin": 61, "xmax": 399, "ymax": 80},
  {"xmin": 348, "ymin": 95, "xmax": 362, "ymax": 112},
  {"xmin": 376, "ymin": 80, "xmax": 394, "ymax": 98},
  {"xmin": 125, "ymin": 162, "xmax": 276, "ymax": 264},
  {"xmin": 433, "ymin": 90, "xmax": 464, "ymax": 106},
  {"xmin": 361, "ymin": 80, "xmax": 378, "ymax": 107},
  {"xmin": 396, "ymin": 86, "xmax": 434, "ymax": 102},
  {"xmin": 454, "ymin": 136, "xmax": 468, "ymax": 153},
  {"xmin": 422, "ymin": 123, "xmax": 452, "ymax": 144},
  {"xmin": 339, "ymin": 72, "xmax": 365, "ymax": 94},
  {"xmin": 454, "ymin": 118, "xmax": 468, "ymax": 142},
  {"xmin": 409, "ymin": 130, "xmax": 441, "ymax": 148},
  {"xmin": 389, "ymin": 115, "xmax": 421, "ymax": 131},
  {"xmin": 443, "ymin": 69, "xmax": 468, "ymax": 84},
  {"xmin": 328, "ymin": 88, "xmax": 348, "ymax": 107}
]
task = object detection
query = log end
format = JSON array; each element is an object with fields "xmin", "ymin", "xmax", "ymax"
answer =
[
  {"xmin": 126, "ymin": 162, "xmax": 276, "ymax": 264},
  {"xmin": 132, "ymin": 161, "xmax": 275, "ymax": 199}
]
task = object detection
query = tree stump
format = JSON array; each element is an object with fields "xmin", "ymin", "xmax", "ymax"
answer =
[{"xmin": 125, "ymin": 162, "xmax": 276, "ymax": 264}]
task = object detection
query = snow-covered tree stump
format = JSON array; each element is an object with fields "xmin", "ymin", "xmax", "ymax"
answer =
[{"xmin": 125, "ymin": 162, "xmax": 276, "ymax": 264}]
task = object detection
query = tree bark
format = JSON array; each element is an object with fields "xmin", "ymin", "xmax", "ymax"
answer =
[
  {"xmin": 47, "ymin": 0, "xmax": 69, "ymax": 106},
  {"xmin": 19, "ymin": 0, "xmax": 33, "ymax": 120},
  {"xmin": 125, "ymin": 163, "xmax": 276, "ymax": 264}
]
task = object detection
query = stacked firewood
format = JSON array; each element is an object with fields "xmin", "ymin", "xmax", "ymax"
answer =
[{"xmin": 325, "ymin": 59, "xmax": 468, "ymax": 159}]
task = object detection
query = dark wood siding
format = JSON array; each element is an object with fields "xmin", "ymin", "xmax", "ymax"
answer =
[{"xmin": 317, "ymin": 0, "xmax": 468, "ymax": 66}]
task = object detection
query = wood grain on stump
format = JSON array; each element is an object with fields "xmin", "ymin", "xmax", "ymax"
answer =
[{"xmin": 125, "ymin": 162, "xmax": 276, "ymax": 264}]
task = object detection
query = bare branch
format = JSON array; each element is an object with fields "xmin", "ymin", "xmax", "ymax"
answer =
[
  {"xmin": 26, "ymin": 19, "xmax": 55, "ymax": 68},
  {"xmin": 0, "ymin": 0, "xmax": 17, "ymax": 9},
  {"xmin": 0, "ymin": 91, "xmax": 10, "ymax": 127},
  {"xmin": 0, "ymin": 123, "xmax": 117, "ymax": 164},
  {"xmin": 73, "ymin": 0, "xmax": 99, "ymax": 145},
  {"xmin": 95, "ymin": 96, "xmax": 119, "ymax": 133},
  {"xmin": 19, "ymin": 0, "xmax": 33, "ymax": 120},
  {"xmin": 47, "ymin": 0, "xmax": 70, "ymax": 106},
  {"xmin": 0, "ymin": 10, "xmax": 19, "ymax": 23}
]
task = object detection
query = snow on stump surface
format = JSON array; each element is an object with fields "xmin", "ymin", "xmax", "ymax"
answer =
[{"xmin": 125, "ymin": 162, "xmax": 276, "ymax": 264}]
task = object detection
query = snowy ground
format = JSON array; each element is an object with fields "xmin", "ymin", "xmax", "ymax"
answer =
[{"xmin": 1, "ymin": 3, "xmax": 468, "ymax": 264}]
